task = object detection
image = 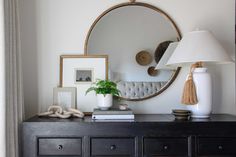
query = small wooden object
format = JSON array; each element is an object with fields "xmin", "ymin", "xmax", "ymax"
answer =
[
  {"xmin": 136, "ymin": 51, "xmax": 153, "ymax": 66},
  {"xmin": 172, "ymin": 109, "xmax": 191, "ymax": 120},
  {"xmin": 147, "ymin": 66, "xmax": 158, "ymax": 76}
]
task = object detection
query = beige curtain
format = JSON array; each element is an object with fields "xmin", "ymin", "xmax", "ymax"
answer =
[
  {"xmin": 5, "ymin": 0, "xmax": 24, "ymax": 156},
  {"xmin": 0, "ymin": 0, "xmax": 6, "ymax": 156}
]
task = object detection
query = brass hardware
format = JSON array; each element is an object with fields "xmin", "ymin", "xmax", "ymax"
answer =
[
  {"xmin": 163, "ymin": 145, "xmax": 168, "ymax": 150},
  {"xmin": 58, "ymin": 145, "xmax": 63, "ymax": 150},
  {"xmin": 218, "ymin": 145, "xmax": 223, "ymax": 150},
  {"xmin": 110, "ymin": 145, "xmax": 116, "ymax": 150}
]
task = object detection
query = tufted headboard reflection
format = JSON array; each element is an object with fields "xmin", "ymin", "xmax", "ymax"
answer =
[{"xmin": 117, "ymin": 81, "xmax": 168, "ymax": 100}]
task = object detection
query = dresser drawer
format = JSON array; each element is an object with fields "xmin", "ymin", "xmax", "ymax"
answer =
[
  {"xmin": 91, "ymin": 137, "xmax": 135, "ymax": 156},
  {"xmin": 38, "ymin": 138, "xmax": 82, "ymax": 156},
  {"xmin": 198, "ymin": 137, "xmax": 236, "ymax": 156},
  {"xmin": 144, "ymin": 137, "xmax": 188, "ymax": 156}
]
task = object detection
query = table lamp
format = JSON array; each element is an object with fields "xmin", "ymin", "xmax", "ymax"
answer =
[{"xmin": 166, "ymin": 30, "xmax": 233, "ymax": 118}]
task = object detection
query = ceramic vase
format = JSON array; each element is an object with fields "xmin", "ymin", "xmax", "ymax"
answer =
[
  {"xmin": 186, "ymin": 67, "xmax": 212, "ymax": 118},
  {"xmin": 97, "ymin": 94, "xmax": 113, "ymax": 110}
]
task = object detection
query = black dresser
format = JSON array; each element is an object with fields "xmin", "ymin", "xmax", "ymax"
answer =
[{"xmin": 22, "ymin": 114, "xmax": 236, "ymax": 157}]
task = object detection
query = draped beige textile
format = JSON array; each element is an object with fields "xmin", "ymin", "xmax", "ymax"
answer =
[
  {"xmin": 0, "ymin": 0, "xmax": 6, "ymax": 156},
  {"xmin": 5, "ymin": 0, "xmax": 24, "ymax": 156}
]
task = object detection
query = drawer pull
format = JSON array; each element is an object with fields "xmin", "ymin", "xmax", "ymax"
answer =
[
  {"xmin": 163, "ymin": 145, "xmax": 169, "ymax": 150},
  {"xmin": 58, "ymin": 145, "xmax": 63, "ymax": 150},
  {"xmin": 110, "ymin": 145, "xmax": 116, "ymax": 150},
  {"xmin": 218, "ymin": 145, "xmax": 223, "ymax": 150}
]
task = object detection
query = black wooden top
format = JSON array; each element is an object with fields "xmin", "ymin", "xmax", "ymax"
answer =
[{"xmin": 24, "ymin": 114, "xmax": 236, "ymax": 123}]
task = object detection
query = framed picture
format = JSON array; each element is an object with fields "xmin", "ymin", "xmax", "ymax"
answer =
[
  {"xmin": 60, "ymin": 55, "xmax": 108, "ymax": 112},
  {"xmin": 75, "ymin": 68, "xmax": 94, "ymax": 84},
  {"xmin": 53, "ymin": 87, "xmax": 76, "ymax": 110}
]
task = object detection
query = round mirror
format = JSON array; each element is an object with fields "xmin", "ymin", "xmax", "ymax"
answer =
[{"xmin": 85, "ymin": 2, "xmax": 181, "ymax": 101}]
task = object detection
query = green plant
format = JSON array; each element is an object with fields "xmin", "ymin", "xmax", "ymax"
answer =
[{"xmin": 86, "ymin": 79, "xmax": 121, "ymax": 96}]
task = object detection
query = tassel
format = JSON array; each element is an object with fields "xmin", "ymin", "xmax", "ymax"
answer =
[
  {"xmin": 181, "ymin": 62, "xmax": 202, "ymax": 105},
  {"xmin": 181, "ymin": 74, "xmax": 198, "ymax": 105}
]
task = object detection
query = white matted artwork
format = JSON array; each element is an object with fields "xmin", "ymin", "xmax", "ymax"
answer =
[
  {"xmin": 60, "ymin": 55, "xmax": 108, "ymax": 112},
  {"xmin": 53, "ymin": 87, "xmax": 76, "ymax": 110}
]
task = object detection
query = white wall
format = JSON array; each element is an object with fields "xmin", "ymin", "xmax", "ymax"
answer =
[{"xmin": 19, "ymin": 0, "xmax": 235, "ymax": 118}]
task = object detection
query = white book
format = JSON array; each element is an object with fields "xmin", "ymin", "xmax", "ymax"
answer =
[
  {"xmin": 93, "ymin": 119, "xmax": 135, "ymax": 122},
  {"xmin": 92, "ymin": 114, "xmax": 135, "ymax": 120}
]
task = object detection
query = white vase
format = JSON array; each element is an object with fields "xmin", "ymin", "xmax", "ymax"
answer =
[
  {"xmin": 97, "ymin": 94, "xmax": 113, "ymax": 110},
  {"xmin": 186, "ymin": 67, "xmax": 212, "ymax": 118}
]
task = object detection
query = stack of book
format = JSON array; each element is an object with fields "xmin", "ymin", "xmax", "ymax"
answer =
[{"xmin": 92, "ymin": 108, "xmax": 134, "ymax": 120}]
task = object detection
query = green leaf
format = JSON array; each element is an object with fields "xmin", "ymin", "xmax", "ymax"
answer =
[
  {"xmin": 85, "ymin": 79, "xmax": 121, "ymax": 96},
  {"xmin": 85, "ymin": 87, "xmax": 97, "ymax": 95}
]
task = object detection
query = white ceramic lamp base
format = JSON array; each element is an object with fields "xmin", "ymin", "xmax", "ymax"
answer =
[{"xmin": 186, "ymin": 67, "xmax": 212, "ymax": 118}]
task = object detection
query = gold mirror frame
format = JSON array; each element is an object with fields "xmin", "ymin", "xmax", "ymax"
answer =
[{"xmin": 84, "ymin": 1, "xmax": 181, "ymax": 101}]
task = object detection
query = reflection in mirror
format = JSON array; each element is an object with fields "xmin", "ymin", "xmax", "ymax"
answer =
[{"xmin": 86, "ymin": 4, "xmax": 181, "ymax": 100}]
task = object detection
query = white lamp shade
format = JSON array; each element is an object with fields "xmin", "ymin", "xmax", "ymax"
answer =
[
  {"xmin": 166, "ymin": 30, "xmax": 233, "ymax": 66},
  {"xmin": 155, "ymin": 42, "xmax": 178, "ymax": 70}
]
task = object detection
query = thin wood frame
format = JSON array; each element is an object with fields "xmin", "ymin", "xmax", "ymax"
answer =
[{"xmin": 84, "ymin": 1, "xmax": 182, "ymax": 101}]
